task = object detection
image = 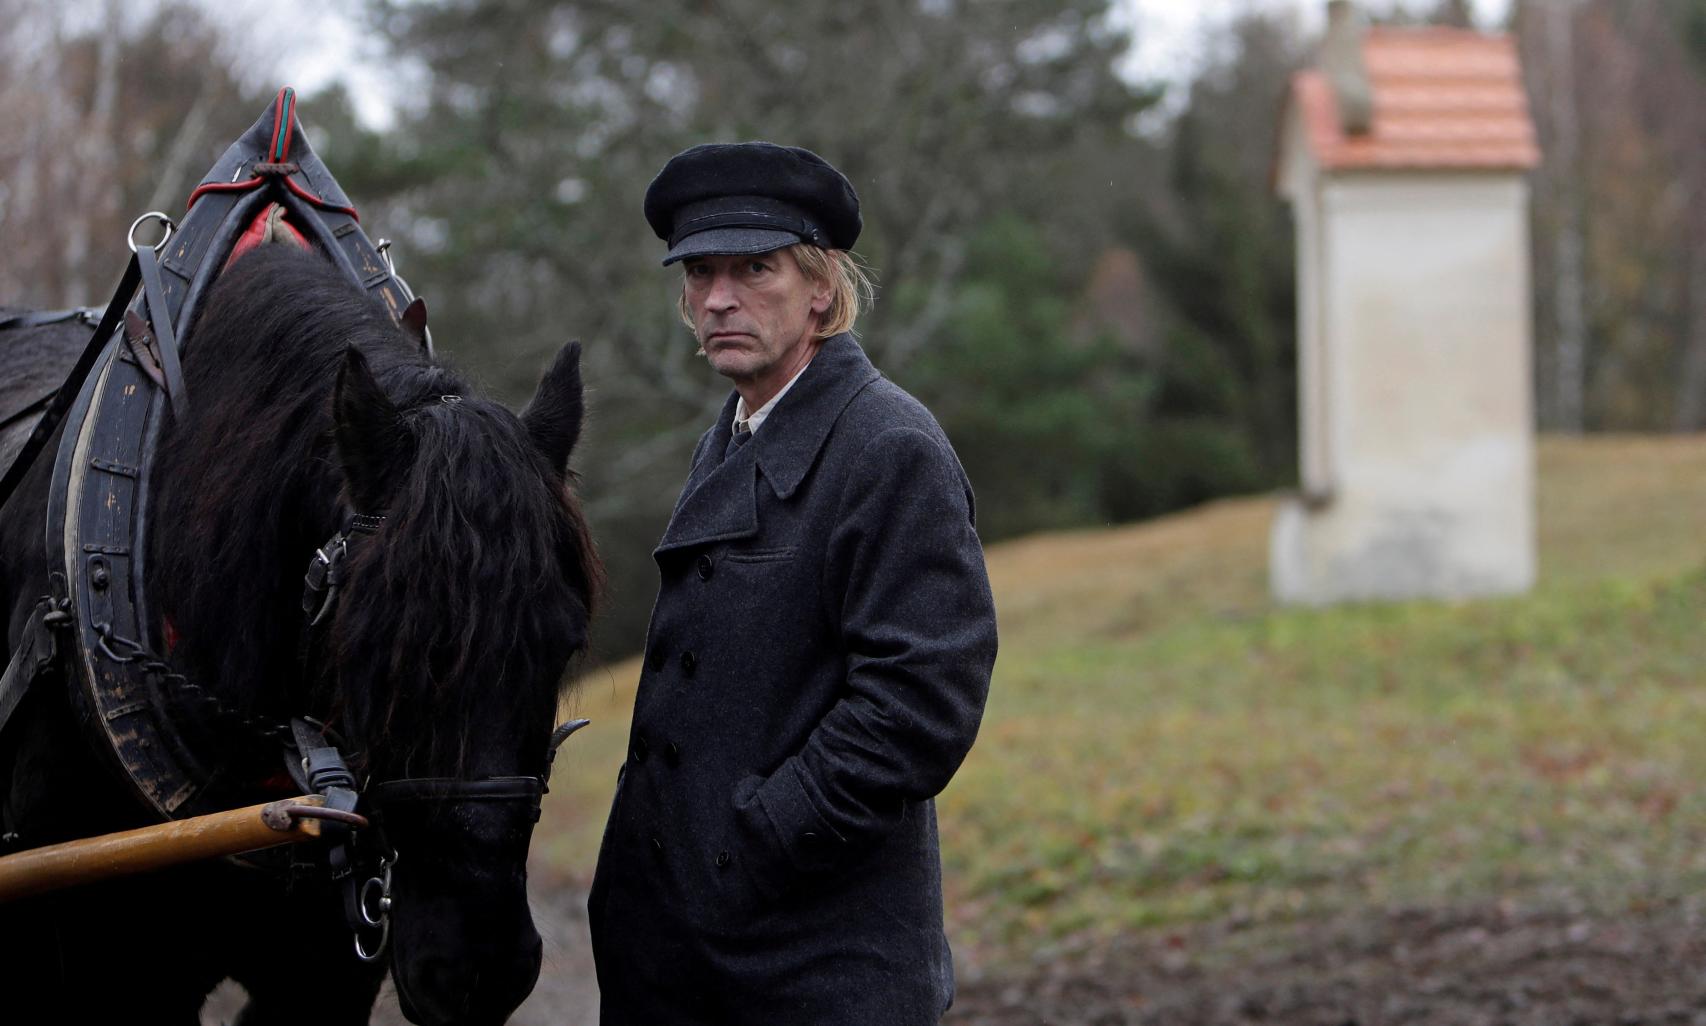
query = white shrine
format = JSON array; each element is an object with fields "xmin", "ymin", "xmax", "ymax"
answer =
[{"xmin": 1270, "ymin": 0, "xmax": 1542, "ymax": 605}]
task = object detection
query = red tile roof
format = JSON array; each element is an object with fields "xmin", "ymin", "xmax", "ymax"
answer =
[{"xmin": 1292, "ymin": 27, "xmax": 1540, "ymax": 171}]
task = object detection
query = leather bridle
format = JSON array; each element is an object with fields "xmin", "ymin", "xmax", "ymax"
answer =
[{"xmin": 364, "ymin": 715, "xmax": 588, "ymax": 823}]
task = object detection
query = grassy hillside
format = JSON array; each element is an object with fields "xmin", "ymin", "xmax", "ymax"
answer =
[{"xmin": 535, "ymin": 436, "xmax": 1706, "ymax": 971}]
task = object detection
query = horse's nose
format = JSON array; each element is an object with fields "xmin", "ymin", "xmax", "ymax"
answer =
[{"xmin": 404, "ymin": 932, "xmax": 543, "ymax": 1026}]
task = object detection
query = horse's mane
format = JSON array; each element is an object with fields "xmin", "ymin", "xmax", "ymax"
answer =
[{"xmin": 150, "ymin": 244, "xmax": 600, "ymax": 776}]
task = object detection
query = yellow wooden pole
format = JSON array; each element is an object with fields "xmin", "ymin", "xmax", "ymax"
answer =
[{"xmin": 0, "ymin": 795, "xmax": 350, "ymax": 903}]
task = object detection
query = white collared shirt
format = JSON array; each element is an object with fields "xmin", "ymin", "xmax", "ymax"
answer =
[{"xmin": 733, "ymin": 357, "xmax": 812, "ymax": 437}]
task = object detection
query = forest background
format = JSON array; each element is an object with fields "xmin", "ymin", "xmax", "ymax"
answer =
[{"xmin": 2, "ymin": 0, "xmax": 1703, "ymax": 657}]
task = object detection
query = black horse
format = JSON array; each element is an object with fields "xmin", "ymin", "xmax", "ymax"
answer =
[{"xmin": 0, "ymin": 243, "xmax": 601, "ymax": 1025}]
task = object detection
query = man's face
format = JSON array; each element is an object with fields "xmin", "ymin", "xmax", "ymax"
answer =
[{"xmin": 683, "ymin": 249, "xmax": 832, "ymax": 394}]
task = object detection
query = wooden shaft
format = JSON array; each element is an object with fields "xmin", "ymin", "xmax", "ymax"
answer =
[{"xmin": 0, "ymin": 796, "xmax": 328, "ymax": 904}]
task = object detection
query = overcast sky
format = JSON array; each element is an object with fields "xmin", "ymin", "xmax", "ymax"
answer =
[
  {"xmin": 208, "ymin": 0, "xmax": 1517, "ymax": 130},
  {"xmin": 1119, "ymin": 0, "xmax": 1513, "ymax": 81}
]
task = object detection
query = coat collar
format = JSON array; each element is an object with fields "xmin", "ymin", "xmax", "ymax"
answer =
[
  {"xmin": 655, "ymin": 333, "xmax": 879, "ymax": 556},
  {"xmin": 750, "ymin": 333, "xmax": 880, "ymax": 500}
]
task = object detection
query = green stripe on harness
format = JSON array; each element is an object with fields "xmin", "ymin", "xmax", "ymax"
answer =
[{"xmin": 271, "ymin": 88, "xmax": 295, "ymax": 162}]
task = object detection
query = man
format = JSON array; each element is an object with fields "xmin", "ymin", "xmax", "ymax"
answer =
[{"xmin": 588, "ymin": 141, "xmax": 998, "ymax": 1025}]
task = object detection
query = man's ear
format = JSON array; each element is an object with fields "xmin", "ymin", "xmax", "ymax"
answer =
[
  {"xmin": 521, "ymin": 340, "xmax": 584, "ymax": 477},
  {"xmin": 333, "ymin": 346, "xmax": 409, "ymax": 510}
]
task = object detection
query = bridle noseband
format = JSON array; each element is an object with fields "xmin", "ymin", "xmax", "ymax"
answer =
[{"xmin": 363, "ymin": 718, "xmax": 589, "ymax": 820}]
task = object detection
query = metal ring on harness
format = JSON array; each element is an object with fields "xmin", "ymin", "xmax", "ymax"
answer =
[
  {"xmin": 359, "ymin": 864, "xmax": 393, "ymax": 928},
  {"xmin": 355, "ymin": 916, "xmax": 390, "ymax": 961},
  {"xmin": 126, "ymin": 211, "xmax": 177, "ymax": 255},
  {"xmin": 93, "ymin": 621, "xmax": 147, "ymax": 664},
  {"xmin": 354, "ymin": 853, "xmax": 395, "ymax": 961}
]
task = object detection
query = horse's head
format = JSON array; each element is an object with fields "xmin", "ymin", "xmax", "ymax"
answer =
[{"xmin": 325, "ymin": 341, "xmax": 599, "ymax": 1025}]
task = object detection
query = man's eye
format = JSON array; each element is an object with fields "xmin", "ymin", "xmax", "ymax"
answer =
[{"xmin": 747, "ymin": 261, "xmax": 768, "ymax": 274}]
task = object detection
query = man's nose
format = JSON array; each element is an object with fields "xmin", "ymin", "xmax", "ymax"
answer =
[{"xmin": 704, "ymin": 273, "xmax": 739, "ymax": 312}]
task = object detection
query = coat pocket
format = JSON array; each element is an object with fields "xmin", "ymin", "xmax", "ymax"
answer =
[{"xmin": 721, "ymin": 545, "xmax": 798, "ymax": 565}]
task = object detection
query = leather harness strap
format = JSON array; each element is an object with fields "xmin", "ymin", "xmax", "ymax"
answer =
[
  {"xmin": 0, "ymin": 391, "xmax": 56, "ymax": 435},
  {"xmin": 0, "ymin": 256, "xmax": 141, "ymax": 512},
  {"xmin": 0, "ymin": 596, "xmax": 69, "ymax": 741},
  {"xmin": 0, "ymin": 308, "xmax": 100, "ymax": 332},
  {"xmin": 0, "ymin": 239, "xmax": 193, "ymax": 511},
  {"xmin": 135, "ymin": 247, "xmax": 190, "ymax": 418}
]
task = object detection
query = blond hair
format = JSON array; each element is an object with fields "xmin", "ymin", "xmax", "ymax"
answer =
[{"xmin": 678, "ymin": 245, "xmax": 876, "ymax": 339}]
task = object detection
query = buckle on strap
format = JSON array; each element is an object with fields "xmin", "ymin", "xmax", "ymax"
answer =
[
  {"xmin": 279, "ymin": 715, "xmax": 396, "ymax": 962},
  {"xmin": 301, "ymin": 509, "xmax": 387, "ymax": 626},
  {"xmin": 286, "ymin": 717, "xmax": 359, "ymax": 812},
  {"xmin": 301, "ymin": 540, "xmax": 344, "ymax": 626}
]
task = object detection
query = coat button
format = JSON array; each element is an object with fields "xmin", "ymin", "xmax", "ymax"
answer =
[
  {"xmin": 714, "ymin": 850, "xmax": 730, "ymax": 868},
  {"xmin": 665, "ymin": 741, "xmax": 681, "ymax": 767},
  {"xmin": 680, "ymin": 651, "xmax": 697, "ymax": 677},
  {"xmin": 651, "ymin": 836, "xmax": 663, "ymax": 853},
  {"xmin": 800, "ymin": 831, "xmax": 822, "ymax": 850},
  {"xmin": 647, "ymin": 646, "xmax": 665, "ymax": 672},
  {"xmin": 696, "ymin": 554, "xmax": 714, "ymax": 580},
  {"xmin": 632, "ymin": 736, "xmax": 649, "ymax": 763}
]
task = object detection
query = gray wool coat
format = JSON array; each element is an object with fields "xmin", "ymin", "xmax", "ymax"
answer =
[{"xmin": 589, "ymin": 333, "xmax": 998, "ymax": 1025}]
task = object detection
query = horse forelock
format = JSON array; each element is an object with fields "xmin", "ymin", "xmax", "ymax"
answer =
[
  {"xmin": 149, "ymin": 244, "xmax": 600, "ymax": 780},
  {"xmin": 332, "ymin": 390, "xmax": 598, "ymax": 777}
]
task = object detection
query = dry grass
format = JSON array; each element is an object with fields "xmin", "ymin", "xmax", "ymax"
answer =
[{"xmin": 533, "ymin": 434, "xmax": 1706, "ymax": 971}]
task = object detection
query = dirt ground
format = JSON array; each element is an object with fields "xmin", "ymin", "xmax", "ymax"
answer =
[
  {"xmin": 203, "ymin": 886, "xmax": 599, "ymax": 1026},
  {"xmin": 946, "ymin": 899, "xmax": 1706, "ymax": 1026},
  {"xmin": 206, "ymin": 893, "xmax": 1706, "ymax": 1025}
]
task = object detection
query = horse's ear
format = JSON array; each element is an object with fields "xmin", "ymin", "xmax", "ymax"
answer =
[
  {"xmin": 399, "ymin": 297, "xmax": 430, "ymax": 352},
  {"xmin": 521, "ymin": 340, "xmax": 584, "ymax": 476},
  {"xmin": 334, "ymin": 346, "xmax": 408, "ymax": 508}
]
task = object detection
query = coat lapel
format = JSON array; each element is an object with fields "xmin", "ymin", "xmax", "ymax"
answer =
[
  {"xmin": 750, "ymin": 333, "xmax": 879, "ymax": 500},
  {"xmin": 655, "ymin": 334, "xmax": 880, "ymax": 555},
  {"xmin": 656, "ymin": 393, "xmax": 755, "ymax": 555},
  {"xmin": 673, "ymin": 393, "xmax": 740, "ymax": 510}
]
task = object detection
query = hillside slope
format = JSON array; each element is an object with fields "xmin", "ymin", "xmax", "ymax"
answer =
[{"xmin": 539, "ymin": 436, "xmax": 1706, "ymax": 977}]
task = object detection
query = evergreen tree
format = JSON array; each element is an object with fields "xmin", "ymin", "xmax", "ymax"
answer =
[
  {"xmin": 1127, "ymin": 13, "xmax": 1303, "ymax": 488},
  {"xmin": 345, "ymin": 0, "xmax": 1155, "ymax": 644}
]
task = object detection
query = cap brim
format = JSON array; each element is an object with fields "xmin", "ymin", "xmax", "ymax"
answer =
[{"xmin": 661, "ymin": 226, "xmax": 802, "ymax": 266}]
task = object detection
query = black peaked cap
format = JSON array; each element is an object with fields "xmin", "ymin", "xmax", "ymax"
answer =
[{"xmin": 644, "ymin": 142, "xmax": 861, "ymax": 266}]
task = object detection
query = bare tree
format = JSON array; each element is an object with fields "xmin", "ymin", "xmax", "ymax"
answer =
[{"xmin": 0, "ymin": 2, "xmax": 264, "ymax": 306}]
